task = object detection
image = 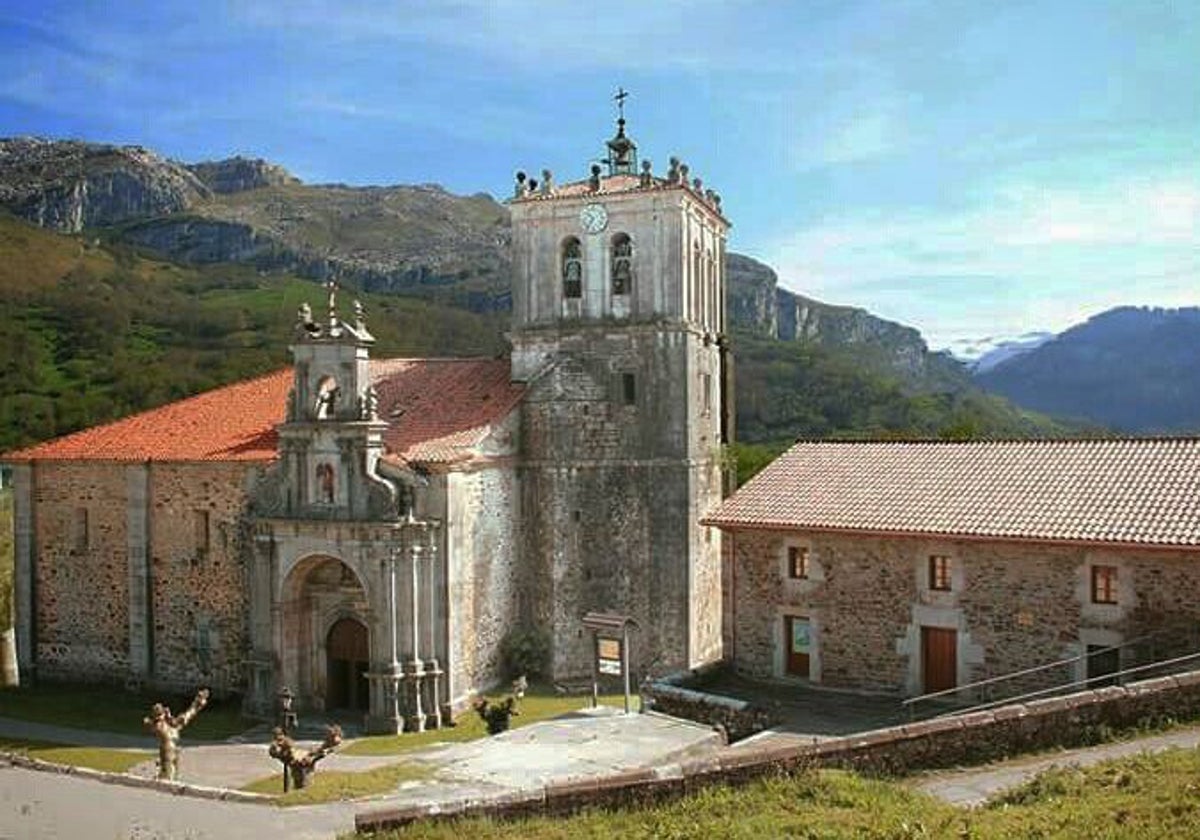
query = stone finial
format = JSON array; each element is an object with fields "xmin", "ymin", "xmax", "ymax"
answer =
[
  {"xmin": 540, "ymin": 169, "xmax": 553, "ymax": 195},
  {"xmin": 297, "ymin": 302, "xmax": 321, "ymax": 338},
  {"xmin": 713, "ymin": 192, "xmax": 722, "ymax": 211},
  {"xmin": 667, "ymin": 156, "xmax": 681, "ymax": 183},
  {"xmin": 679, "ymin": 163, "xmax": 690, "ymax": 185},
  {"xmin": 639, "ymin": 159, "xmax": 652, "ymax": 187},
  {"xmin": 528, "ymin": 178, "xmax": 538, "ymax": 193},
  {"xmin": 514, "ymin": 170, "xmax": 527, "ymax": 198},
  {"xmin": 589, "ymin": 163, "xmax": 602, "ymax": 192},
  {"xmin": 693, "ymin": 177, "xmax": 703, "ymax": 192},
  {"xmin": 353, "ymin": 299, "xmax": 366, "ymax": 331},
  {"xmin": 325, "ymin": 279, "xmax": 338, "ymax": 329}
]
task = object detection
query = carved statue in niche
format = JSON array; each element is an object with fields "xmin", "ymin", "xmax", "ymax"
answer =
[
  {"xmin": 314, "ymin": 378, "xmax": 339, "ymax": 420},
  {"xmin": 316, "ymin": 463, "xmax": 336, "ymax": 504}
]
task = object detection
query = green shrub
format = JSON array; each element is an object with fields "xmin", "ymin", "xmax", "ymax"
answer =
[{"xmin": 499, "ymin": 625, "xmax": 550, "ymax": 681}]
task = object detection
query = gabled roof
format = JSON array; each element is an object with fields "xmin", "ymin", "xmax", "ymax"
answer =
[
  {"xmin": 4, "ymin": 359, "xmax": 525, "ymax": 468},
  {"xmin": 704, "ymin": 439, "xmax": 1200, "ymax": 548}
]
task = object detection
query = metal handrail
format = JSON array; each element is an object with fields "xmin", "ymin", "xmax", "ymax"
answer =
[
  {"xmin": 902, "ymin": 630, "xmax": 1171, "ymax": 718},
  {"xmin": 932, "ymin": 649, "xmax": 1200, "ymax": 719}
]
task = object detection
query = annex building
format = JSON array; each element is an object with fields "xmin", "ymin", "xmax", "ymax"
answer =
[
  {"xmin": 706, "ymin": 439, "xmax": 1200, "ymax": 700},
  {"xmin": 4, "ymin": 117, "xmax": 732, "ymax": 732}
]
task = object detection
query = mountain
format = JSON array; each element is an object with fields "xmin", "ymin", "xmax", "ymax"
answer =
[
  {"xmin": 727, "ymin": 253, "xmax": 965, "ymax": 390},
  {"xmin": 976, "ymin": 307, "xmax": 1200, "ymax": 432},
  {"xmin": 0, "ymin": 138, "xmax": 1089, "ymax": 451},
  {"xmin": 951, "ymin": 331, "xmax": 1055, "ymax": 373}
]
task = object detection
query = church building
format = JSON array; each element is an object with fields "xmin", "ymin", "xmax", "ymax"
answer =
[{"xmin": 4, "ymin": 115, "xmax": 732, "ymax": 732}]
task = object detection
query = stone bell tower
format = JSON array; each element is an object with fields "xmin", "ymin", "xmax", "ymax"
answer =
[{"xmin": 510, "ymin": 97, "xmax": 731, "ymax": 680}]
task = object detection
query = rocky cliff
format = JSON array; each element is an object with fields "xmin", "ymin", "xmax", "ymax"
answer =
[
  {"xmin": 0, "ymin": 137, "xmax": 210, "ymax": 232},
  {"xmin": 186, "ymin": 156, "xmax": 299, "ymax": 194}
]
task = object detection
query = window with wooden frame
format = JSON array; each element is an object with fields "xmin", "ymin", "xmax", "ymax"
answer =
[
  {"xmin": 1091, "ymin": 565, "xmax": 1118, "ymax": 605},
  {"xmin": 787, "ymin": 545, "xmax": 810, "ymax": 580},
  {"xmin": 928, "ymin": 554, "xmax": 952, "ymax": 591}
]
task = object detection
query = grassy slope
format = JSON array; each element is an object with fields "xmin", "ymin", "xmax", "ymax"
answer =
[
  {"xmin": 0, "ymin": 737, "xmax": 150, "ymax": 773},
  {"xmin": 0, "ymin": 212, "xmax": 505, "ymax": 452},
  {"xmin": 733, "ymin": 331, "xmax": 1086, "ymax": 445},
  {"xmin": 364, "ymin": 748, "xmax": 1200, "ymax": 839}
]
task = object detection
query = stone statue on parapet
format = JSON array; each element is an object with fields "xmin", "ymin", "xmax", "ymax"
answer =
[
  {"xmin": 268, "ymin": 724, "xmax": 343, "ymax": 792},
  {"xmin": 143, "ymin": 687, "xmax": 209, "ymax": 781}
]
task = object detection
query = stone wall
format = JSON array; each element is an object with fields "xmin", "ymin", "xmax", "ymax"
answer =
[
  {"xmin": 446, "ymin": 461, "xmax": 520, "ymax": 709},
  {"xmin": 147, "ymin": 462, "xmax": 257, "ymax": 694},
  {"xmin": 518, "ymin": 325, "xmax": 723, "ymax": 683},
  {"xmin": 22, "ymin": 460, "xmax": 258, "ymax": 692},
  {"xmin": 30, "ymin": 462, "xmax": 132, "ymax": 680},
  {"xmin": 729, "ymin": 528, "xmax": 1200, "ymax": 698},
  {"xmin": 355, "ymin": 669, "xmax": 1200, "ymax": 833}
]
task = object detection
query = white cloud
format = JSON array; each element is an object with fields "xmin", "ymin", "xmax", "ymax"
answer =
[{"xmin": 765, "ymin": 171, "xmax": 1200, "ymax": 348}]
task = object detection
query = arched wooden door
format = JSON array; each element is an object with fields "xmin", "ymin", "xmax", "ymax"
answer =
[{"xmin": 326, "ymin": 618, "xmax": 369, "ymax": 712}]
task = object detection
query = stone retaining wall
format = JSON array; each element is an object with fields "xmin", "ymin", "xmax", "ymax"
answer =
[
  {"xmin": 643, "ymin": 669, "xmax": 774, "ymax": 742},
  {"xmin": 356, "ymin": 668, "xmax": 1200, "ymax": 833}
]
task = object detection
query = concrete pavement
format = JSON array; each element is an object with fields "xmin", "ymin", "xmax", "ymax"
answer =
[{"xmin": 0, "ymin": 706, "xmax": 722, "ymax": 839}]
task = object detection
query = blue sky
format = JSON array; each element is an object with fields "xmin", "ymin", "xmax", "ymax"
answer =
[{"xmin": 2, "ymin": 1, "xmax": 1198, "ymax": 351}]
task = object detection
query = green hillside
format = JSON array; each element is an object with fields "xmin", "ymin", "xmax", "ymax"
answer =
[
  {"xmin": 0, "ymin": 213, "xmax": 505, "ymax": 452},
  {"xmin": 733, "ymin": 332, "xmax": 1083, "ymax": 444}
]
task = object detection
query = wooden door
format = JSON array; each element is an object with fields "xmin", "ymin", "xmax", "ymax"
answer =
[
  {"xmin": 785, "ymin": 616, "xmax": 811, "ymax": 678},
  {"xmin": 921, "ymin": 626, "xmax": 957, "ymax": 694},
  {"xmin": 326, "ymin": 618, "xmax": 370, "ymax": 711}
]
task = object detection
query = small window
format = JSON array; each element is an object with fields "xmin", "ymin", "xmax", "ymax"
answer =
[
  {"xmin": 701, "ymin": 372, "xmax": 712, "ymax": 416},
  {"xmin": 72, "ymin": 507, "xmax": 89, "ymax": 552},
  {"xmin": 1091, "ymin": 565, "xmax": 1118, "ymax": 605},
  {"xmin": 193, "ymin": 510, "xmax": 210, "ymax": 561},
  {"xmin": 928, "ymin": 555, "xmax": 952, "ymax": 591},
  {"xmin": 611, "ymin": 233, "xmax": 632, "ymax": 296},
  {"xmin": 787, "ymin": 546, "xmax": 809, "ymax": 580},
  {"xmin": 621, "ymin": 372, "xmax": 637, "ymax": 406},
  {"xmin": 562, "ymin": 237, "xmax": 582, "ymax": 299}
]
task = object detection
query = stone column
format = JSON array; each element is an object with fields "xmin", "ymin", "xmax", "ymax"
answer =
[
  {"xmin": 421, "ymin": 535, "xmax": 443, "ymax": 728},
  {"xmin": 12, "ymin": 464, "xmax": 34, "ymax": 677},
  {"xmin": 405, "ymin": 543, "xmax": 426, "ymax": 732},
  {"xmin": 125, "ymin": 464, "xmax": 151, "ymax": 680},
  {"xmin": 379, "ymin": 545, "xmax": 404, "ymax": 732}
]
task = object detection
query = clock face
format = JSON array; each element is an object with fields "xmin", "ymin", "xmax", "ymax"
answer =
[{"xmin": 579, "ymin": 203, "xmax": 608, "ymax": 234}]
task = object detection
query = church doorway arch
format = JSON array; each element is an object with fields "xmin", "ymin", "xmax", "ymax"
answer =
[
  {"xmin": 326, "ymin": 617, "xmax": 369, "ymax": 712},
  {"xmin": 280, "ymin": 555, "xmax": 370, "ymax": 713}
]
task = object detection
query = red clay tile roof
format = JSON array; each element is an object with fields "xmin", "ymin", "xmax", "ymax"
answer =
[
  {"xmin": 3, "ymin": 369, "xmax": 292, "ymax": 462},
  {"xmin": 372, "ymin": 358, "xmax": 525, "ymax": 465},
  {"xmin": 704, "ymin": 439, "xmax": 1200, "ymax": 548},
  {"xmin": 4, "ymin": 359, "xmax": 525, "ymax": 468}
]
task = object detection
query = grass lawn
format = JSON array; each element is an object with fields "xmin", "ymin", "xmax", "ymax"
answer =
[
  {"xmin": 0, "ymin": 737, "xmax": 150, "ymax": 773},
  {"xmin": 342, "ymin": 687, "xmax": 634, "ymax": 756},
  {"xmin": 351, "ymin": 747, "xmax": 1200, "ymax": 839},
  {"xmin": 242, "ymin": 761, "xmax": 434, "ymax": 806},
  {"xmin": 0, "ymin": 682, "xmax": 250, "ymax": 741}
]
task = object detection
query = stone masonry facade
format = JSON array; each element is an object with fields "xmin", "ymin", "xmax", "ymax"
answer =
[
  {"xmin": 16, "ymin": 460, "xmax": 257, "ymax": 693},
  {"xmin": 729, "ymin": 527, "xmax": 1200, "ymax": 697}
]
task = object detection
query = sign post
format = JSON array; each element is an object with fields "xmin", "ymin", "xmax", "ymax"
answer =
[{"xmin": 581, "ymin": 612, "xmax": 639, "ymax": 714}]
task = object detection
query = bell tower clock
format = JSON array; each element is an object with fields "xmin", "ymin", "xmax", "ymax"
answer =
[{"xmin": 509, "ymin": 95, "xmax": 731, "ymax": 680}]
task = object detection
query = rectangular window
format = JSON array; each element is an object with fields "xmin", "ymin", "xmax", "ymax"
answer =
[
  {"xmin": 787, "ymin": 546, "xmax": 809, "ymax": 580},
  {"xmin": 72, "ymin": 507, "xmax": 89, "ymax": 552},
  {"xmin": 622, "ymin": 372, "xmax": 636, "ymax": 406},
  {"xmin": 928, "ymin": 555, "xmax": 952, "ymax": 591},
  {"xmin": 701, "ymin": 373, "xmax": 712, "ymax": 416},
  {"xmin": 1091, "ymin": 565, "xmax": 1118, "ymax": 604},
  {"xmin": 193, "ymin": 510, "xmax": 210, "ymax": 563}
]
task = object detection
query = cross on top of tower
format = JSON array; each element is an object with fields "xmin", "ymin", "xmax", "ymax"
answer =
[
  {"xmin": 606, "ymin": 87, "xmax": 637, "ymax": 176},
  {"xmin": 614, "ymin": 86, "xmax": 629, "ymax": 120}
]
